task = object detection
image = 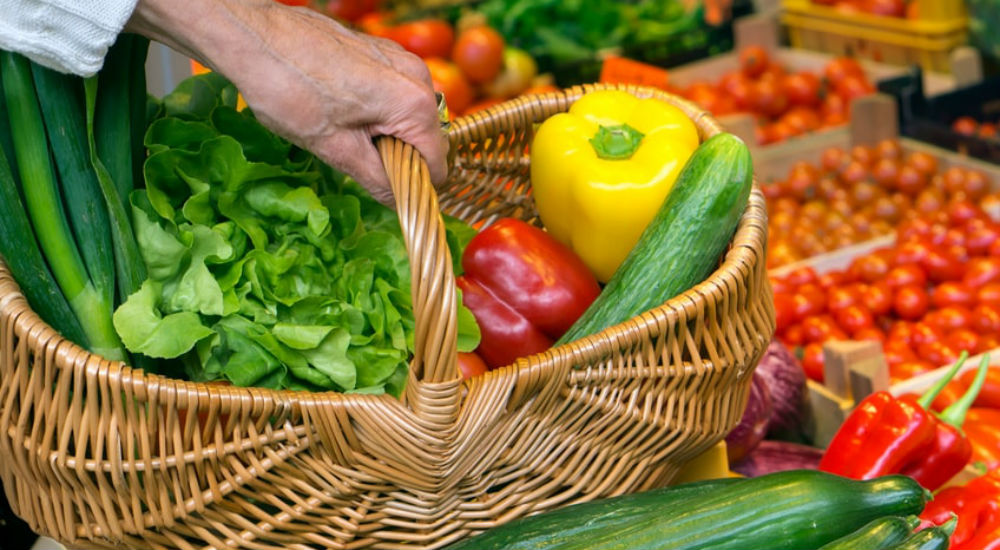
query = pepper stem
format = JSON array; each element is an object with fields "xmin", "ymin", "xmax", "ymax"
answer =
[
  {"xmin": 918, "ymin": 351, "xmax": 969, "ymax": 410},
  {"xmin": 589, "ymin": 124, "xmax": 645, "ymax": 160},
  {"xmin": 939, "ymin": 354, "xmax": 991, "ymax": 429},
  {"xmin": 941, "ymin": 515, "xmax": 958, "ymax": 536}
]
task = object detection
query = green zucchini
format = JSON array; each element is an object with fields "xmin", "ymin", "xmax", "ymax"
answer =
[
  {"xmin": 556, "ymin": 132, "xmax": 752, "ymax": 345},
  {"xmin": 818, "ymin": 516, "xmax": 921, "ymax": 550},
  {"xmin": 445, "ymin": 471, "xmax": 929, "ymax": 550},
  {"xmin": 884, "ymin": 519, "xmax": 956, "ymax": 550}
]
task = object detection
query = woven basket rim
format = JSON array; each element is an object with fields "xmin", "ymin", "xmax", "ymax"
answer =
[{"xmin": 0, "ymin": 83, "xmax": 766, "ymax": 412}]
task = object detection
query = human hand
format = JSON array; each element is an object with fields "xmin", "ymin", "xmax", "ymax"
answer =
[{"xmin": 128, "ymin": 0, "xmax": 448, "ymax": 205}]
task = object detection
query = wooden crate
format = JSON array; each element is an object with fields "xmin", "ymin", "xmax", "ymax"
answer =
[{"xmin": 781, "ymin": 0, "xmax": 971, "ymax": 73}]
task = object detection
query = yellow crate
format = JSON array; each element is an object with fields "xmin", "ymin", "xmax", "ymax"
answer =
[{"xmin": 781, "ymin": 0, "xmax": 968, "ymax": 73}]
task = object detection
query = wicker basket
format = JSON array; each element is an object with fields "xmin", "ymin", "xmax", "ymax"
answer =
[{"xmin": 0, "ymin": 84, "xmax": 773, "ymax": 550}]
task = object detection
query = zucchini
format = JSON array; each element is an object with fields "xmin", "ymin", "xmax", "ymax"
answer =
[
  {"xmin": 446, "ymin": 471, "xmax": 929, "ymax": 550},
  {"xmin": 885, "ymin": 519, "xmax": 956, "ymax": 550},
  {"xmin": 818, "ymin": 516, "xmax": 921, "ymax": 550},
  {"xmin": 556, "ymin": 132, "xmax": 752, "ymax": 345}
]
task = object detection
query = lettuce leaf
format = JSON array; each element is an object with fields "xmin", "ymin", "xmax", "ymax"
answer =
[{"xmin": 117, "ymin": 73, "xmax": 480, "ymax": 396}]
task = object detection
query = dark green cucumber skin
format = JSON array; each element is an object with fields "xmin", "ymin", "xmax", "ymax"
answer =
[
  {"xmin": 556, "ymin": 133, "xmax": 753, "ymax": 345},
  {"xmin": 884, "ymin": 527, "xmax": 952, "ymax": 550},
  {"xmin": 818, "ymin": 516, "xmax": 920, "ymax": 550},
  {"xmin": 444, "ymin": 478, "xmax": 741, "ymax": 550},
  {"xmin": 446, "ymin": 471, "xmax": 928, "ymax": 550}
]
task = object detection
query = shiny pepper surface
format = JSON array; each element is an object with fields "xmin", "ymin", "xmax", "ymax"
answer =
[{"xmin": 530, "ymin": 89, "xmax": 698, "ymax": 282}]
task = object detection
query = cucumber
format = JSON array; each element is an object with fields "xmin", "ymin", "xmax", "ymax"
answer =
[
  {"xmin": 556, "ymin": 132, "xmax": 752, "ymax": 345},
  {"xmin": 818, "ymin": 516, "xmax": 921, "ymax": 550},
  {"xmin": 445, "ymin": 471, "xmax": 929, "ymax": 550}
]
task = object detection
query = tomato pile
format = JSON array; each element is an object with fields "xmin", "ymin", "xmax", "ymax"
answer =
[
  {"xmin": 773, "ymin": 202, "xmax": 1000, "ymax": 383},
  {"xmin": 676, "ymin": 47, "xmax": 874, "ymax": 145},
  {"xmin": 809, "ymin": 0, "xmax": 919, "ymax": 18},
  {"xmin": 765, "ymin": 139, "xmax": 998, "ymax": 268},
  {"xmin": 357, "ymin": 16, "xmax": 553, "ymax": 117},
  {"xmin": 952, "ymin": 116, "xmax": 999, "ymax": 141}
]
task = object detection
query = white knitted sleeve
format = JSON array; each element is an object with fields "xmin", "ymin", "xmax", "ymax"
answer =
[{"xmin": 0, "ymin": 0, "xmax": 140, "ymax": 76}]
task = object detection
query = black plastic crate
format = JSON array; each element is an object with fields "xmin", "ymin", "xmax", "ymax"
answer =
[{"xmin": 878, "ymin": 67, "xmax": 1000, "ymax": 165}]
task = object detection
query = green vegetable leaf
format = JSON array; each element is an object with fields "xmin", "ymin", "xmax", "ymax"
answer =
[{"xmin": 113, "ymin": 280, "xmax": 214, "ymax": 358}]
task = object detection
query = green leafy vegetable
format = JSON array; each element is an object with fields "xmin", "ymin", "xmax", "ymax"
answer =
[{"xmin": 116, "ymin": 73, "xmax": 480, "ymax": 396}]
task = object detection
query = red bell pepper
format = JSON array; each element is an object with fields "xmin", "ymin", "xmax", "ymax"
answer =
[
  {"xmin": 921, "ymin": 470, "xmax": 1000, "ymax": 548},
  {"xmin": 901, "ymin": 354, "xmax": 991, "ymax": 490},
  {"xmin": 965, "ymin": 407, "xmax": 1000, "ymax": 471},
  {"xmin": 457, "ymin": 218, "xmax": 601, "ymax": 369},
  {"xmin": 820, "ymin": 353, "xmax": 989, "ymax": 489}
]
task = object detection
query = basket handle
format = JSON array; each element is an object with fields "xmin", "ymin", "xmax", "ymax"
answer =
[{"xmin": 375, "ymin": 136, "xmax": 457, "ymax": 387}]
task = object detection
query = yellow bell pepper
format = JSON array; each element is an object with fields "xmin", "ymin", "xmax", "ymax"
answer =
[{"xmin": 530, "ymin": 90, "xmax": 699, "ymax": 282}]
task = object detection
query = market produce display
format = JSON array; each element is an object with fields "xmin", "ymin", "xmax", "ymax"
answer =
[
  {"xmin": 808, "ymin": 0, "xmax": 918, "ymax": 18},
  {"xmin": 446, "ymin": 470, "xmax": 930, "ymax": 550},
  {"xmin": 772, "ymin": 199, "xmax": 1000, "ymax": 382},
  {"xmin": 765, "ymin": 139, "xmax": 996, "ymax": 267},
  {"xmin": 676, "ymin": 48, "xmax": 874, "ymax": 145},
  {"xmin": 953, "ymin": 115, "xmax": 999, "ymax": 141},
  {"xmin": 921, "ymin": 469, "xmax": 1000, "ymax": 548}
]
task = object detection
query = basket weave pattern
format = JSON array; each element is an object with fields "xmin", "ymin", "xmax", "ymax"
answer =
[{"xmin": 0, "ymin": 84, "xmax": 774, "ymax": 549}]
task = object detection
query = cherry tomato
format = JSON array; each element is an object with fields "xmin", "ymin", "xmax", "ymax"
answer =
[
  {"xmin": 786, "ymin": 266, "xmax": 819, "ymax": 286},
  {"xmin": 921, "ymin": 250, "xmax": 964, "ymax": 283},
  {"xmin": 826, "ymin": 286, "xmax": 862, "ymax": 313},
  {"xmin": 783, "ymin": 72, "xmax": 821, "ymax": 107},
  {"xmin": 452, "ymin": 26, "xmax": 505, "ymax": 84},
  {"xmin": 892, "ymin": 360, "xmax": 936, "ymax": 381},
  {"xmin": 792, "ymin": 292, "xmax": 825, "ymax": 321},
  {"xmin": 836, "ymin": 305, "xmax": 875, "ymax": 335},
  {"xmin": 802, "ymin": 343, "xmax": 825, "ymax": 382},
  {"xmin": 883, "ymin": 264, "xmax": 927, "ymax": 289},
  {"xmin": 458, "ymin": 352, "xmax": 489, "ymax": 379},
  {"xmin": 864, "ymin": 283, "xmax": 894, "ymax": 316},
  {"xmin": 854, "ymin": 326, "xmax": 886, "ymax": 344},
  {"xmin": 978, "ymin": 283, "xmax": 1000, "ymax": 307},
  {"xmin": 784, "ymin": 323, "xmax": 806, "ymax": 347},
  {"xmin": 884, "ymin": 338, "xmax": 917, "ymax": 367},
  {"xmin": 740, "ymin": 46, "xmax": 770, "ymax": 78},
  {"xmin": 966, "ymin": 225, "xmax": 1000, "ymax": 256},
  {"xmin": 917, "ymin": 341, "xmax": 960, "ymax": 367},
  {"xmin": 973, "ymin": 304, "xmax": 1000, "ymax": 334},
  {"xmin": 946, "ymin": 329, "xmax": 980, "ymax": 356},
  {"xmin": 932, "ymin": 282, "xmax": 975, "ymax": 308},
  {"xmin": 910, "ymin": 322, "xmax": 942, "ymax": 347},
  {"xmin": 893, "ymin": 241, "xmax": 931, "ymax": 266},
  {"xmin": 774, "ymin": 293, "xmax": 796, "ymax": 331},
  {"xmin": 893, "ymin": 285, "xmax": 930, "ymax": 320},
  {"xmin": 388, "ymin": 19, "xmax": 455, "ymax": 59},
  {"xmin": 928, "ymin": 306, "xmax": 974, "ymax": 332},
  {"xmin": 802, "ymin": 315, "xmax": 839, "ymax": 343},
  {"xmin": 849, "ymin": 254, "xmax": 891, "ymax": 283},
  {"xmin": 964, "ymin": 258, "xmax": 1000, "ymax": 289}
]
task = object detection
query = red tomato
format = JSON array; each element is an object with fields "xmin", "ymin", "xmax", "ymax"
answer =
[
  {"xmin": 864, "ymin": 283, "xmax": 894, "ymax": 316},
  {"xmin": 979, "ymin": 334, "xmax": 1000, "ymax": 353},
  {"xmin": 275, "ymin": 0, "xmax": 309, "ymax": 4},
  {"xmin": 424, "ymin": 58, "xmax": 473, "ymax": 114},
  {"xmin": 754, "ymin": 78, "xmax": 789, "ymax": 118},
  {"xmin": 849, "ymin": 254, "xmax": 891, "ymax": 283},
  {"xmin": 952, "ymin": 116, "xmax": 979, "ymax": 136},
  {"xmin": 802, "ymin": 315, "xmax": 839, "ymax": 343},
  {"xmin": 783, "ymin": 72, "xmax": 821, "ymax": 107},
  {"xmin": 884, "ymin": 338, "xmax": 917, "ymax": 367},
  {"xmin": 883, "ymin": 264, "xmax": 928, "ymax": 289},
  {"xmin": 917, "ymin": 341, "xmax": 960, "ymax": 367},
  {"xmin": 824, "ymin": 57, "xmax": 865, "ymax": 85},
  {"xmin": 854, "ymin": 326, "xmax": 886, "ymax": 343},
  {"xmin": 973, "ymin": 304, "xmax": 1000, "ymax": 334},
  {"xmin": 865, "ymin": 0, "xmax": 906, "ymax": 17},
  {"xmin": 921, "ymin": 250, "xmax": 964, "ymax": 283},
  {"xmin": 357, "ymin": 12, "xmax": 392, "ymax": 38},
  {"xmin": 931, "ymin": 282, "xmax": 975, "ymax": 308},
  {"xmin": 818, "ymin": 270, "xmax": 848, "ymax": 288},
  {"xmin": 964, "ymin": 258, "xmax": 1000, "ymax": 289},
  {"xmin": 388, "ymin": 20, "xmax": 455, "ymax": 59},
  {"xmin": 784, "ymin": 323, "xmax": 806, "ymax": 346},
  {"xmin": 836, "ymin": 75, "xmax": 875, "ymax": 103},
  {"xmin": 792, "ymin": 292, "xmax": 825, "ymax": 321},
  {"xmin": 802, "ymin": 343, "xmax": 825, "ymax": 382},
  {"xmin": 458, "ymin": 352, "xmax": 489, "ymax": 379},
  {"xmin": 978, "ymin": 283, "xmax": 1000, "ymax": 307},
  {"xmin": 452, "ymin": 26, "xmax": 505, "ymax": 84},
  {"xmin": 967, "ymin": 225, "xmax": 1000, "ymax": 256},
  {"xmin": 779, "ymin": 107, "xmax": 821, "ymax": 134},
  {"xmin": 894, "ymin": 285, "xmax": 930, "ymax": 320},
  {"xmin": 948, "ymin": 199, "xmax": 983, "ymax": 226},
  {"xmin": 892, "ymin": 360, "xmax": 937, "ymax": 381},
  {"xmin": 740, "ymin": 46, "xmax": 770, "ymax": 78},
  {"xmin": 324, "ymin": 0, "xmax": 381, "ymax": 21},
  {"xmin": 786, "ymin": 266, "xmax": 819, "ymax": 286},
  {"xmin": 895, "ymin": 165, "xmax": 927, "ymax": 196},
  {"xmin": 946, "ymin": 329, "xmax": 980, "ymax": 356},
  {"xmin": 827, "ymin": 286, "xmax": 862, "ymax": 313},
  {"xmin": 893, "ymin": 241, "xmax": 931, "ymax": 266},
  {"xmin": 928, "ymin": 306, "xmax": 974, "ymax": 332},
  {"xmin": 836, "ymin": 305, "xmax": 875, "ymax": 335},
  {"xmin": 821, "ymin": 147, "xmax": 849, "ymax": 172},
  {"xmin": 774, "ymin": 293, "xmax": 796, "ymax": 331},
  {"xmin": 991, "ymin": 238, "xmax": 1000, "ymax": 258}
]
